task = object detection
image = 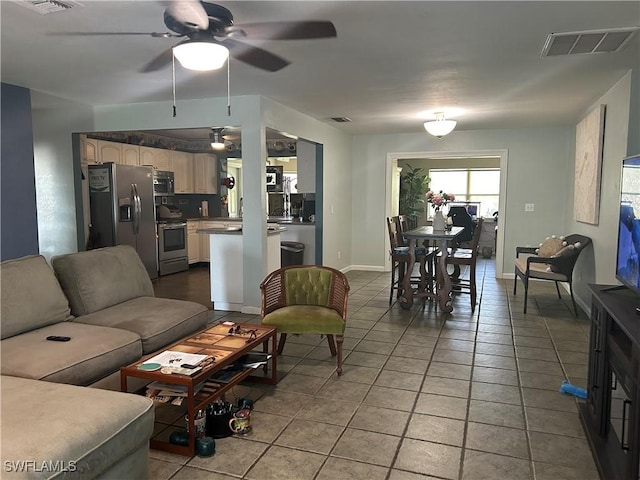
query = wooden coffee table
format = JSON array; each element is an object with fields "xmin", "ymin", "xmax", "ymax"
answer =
[{"xmin": 120, "ymin": 322, "xmax": 277, "ymax": 457}]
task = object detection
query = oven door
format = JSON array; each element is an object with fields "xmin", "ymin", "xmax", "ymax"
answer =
[{"xmin": 158, "ymin": 222, "xmax": 187, "ymax": 261}]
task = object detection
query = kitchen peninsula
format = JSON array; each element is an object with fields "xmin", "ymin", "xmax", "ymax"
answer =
[{"xmin": 198, "ymin": 220, "xmax": 285, "ymax": 312}]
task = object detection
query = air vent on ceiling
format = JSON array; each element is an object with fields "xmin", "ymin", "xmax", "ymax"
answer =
[
  {"xmin": 12, "ymin": 0, "xmax": 82, "ymax": 14},
  {"xmin": 542, "ymin": 27, "xmax": 639, "ymax": 57},
  {"xmin": 331, "ymin": 117, "xmax": 352, "ymax": 123}
]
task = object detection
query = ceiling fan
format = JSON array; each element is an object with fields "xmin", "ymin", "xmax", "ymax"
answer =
[{"xmin": 56, "ymin": 0, "xmax": 337, "ymax": 73}]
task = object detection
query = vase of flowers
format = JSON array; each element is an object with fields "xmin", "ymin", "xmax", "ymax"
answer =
[{"xmin": 426, "ymin": 190, "xmax": 455, "ymax": 231}]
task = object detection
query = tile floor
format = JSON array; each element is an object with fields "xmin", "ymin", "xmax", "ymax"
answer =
[{"xmin": 150, "ymin": 259, "xmax": 600, "ymax": 480}]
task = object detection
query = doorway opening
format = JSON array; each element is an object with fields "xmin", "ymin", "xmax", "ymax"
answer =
[{"xmin": 386, "ymin": 149, "xmax": 509, "ymax": 278}]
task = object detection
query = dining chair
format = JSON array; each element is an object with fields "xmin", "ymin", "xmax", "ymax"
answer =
[
  {"xmin": 439, "ymin": 217, "xmax": 484, "ymax": 311},
  {"xmin": 397, "ymin": 215, "xmax": 438, "ymax": 295},
  {"xmin": 260, "ymin": 265, "xmax": 349, "ymax": 375},
  {"xmin": 386, "ymin": 216, "xmax": 433, "ymax": 305}
]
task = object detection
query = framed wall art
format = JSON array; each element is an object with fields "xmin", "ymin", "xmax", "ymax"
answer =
[{"xmin": 574, "ymin": 104, "xmax": 606, "ymax": 225}]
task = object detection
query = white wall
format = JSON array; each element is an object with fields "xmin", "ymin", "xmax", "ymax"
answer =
[
  {"xmin": 351, "ymin": 127, "xmax": 573, "ymax": 273},
  {"xmin": 30, "ymin": 91, "xmax": 94, "ymax": 259},
  {"xmin": 565, "ymin": 71, "xmax": 633, "ymax": 307}
]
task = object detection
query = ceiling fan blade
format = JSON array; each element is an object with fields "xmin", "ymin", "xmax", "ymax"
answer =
[
  {"xmin": 140, "ymin": 46, "xmax": 176, "ymax": 73},
  {"xmin": 164, "ymin": 0, "xmax": 209, "ymax": 34},
  {"xmin": 225, "ymin": 21, "xmax": 337, "ymax": 40},
  {"xmin": 49, "ymin": 32, "xmax": 180, "ymax": 38},
  {"xmin": 222, "ymin": 38, "xmax": 290, "ymax": 72}
]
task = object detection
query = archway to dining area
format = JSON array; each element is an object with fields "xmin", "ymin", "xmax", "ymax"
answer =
[{"xmin": 384, "ymin": 149, "xmax": 509, "ymax": 279}]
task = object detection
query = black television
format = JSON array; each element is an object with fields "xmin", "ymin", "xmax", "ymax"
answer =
[{"xmin": 616, "ymin": 154, "xmax": 640, "ymax": 292}]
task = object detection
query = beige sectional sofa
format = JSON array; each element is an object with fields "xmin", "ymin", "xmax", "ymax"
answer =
[{"xmin": 0, "ymin": 245, "xmax": 210, "ymax": 479}]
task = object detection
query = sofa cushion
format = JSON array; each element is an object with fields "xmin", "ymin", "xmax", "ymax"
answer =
[
  {"xmin": 262, "ymin": 305, "xmax": 346, "ymax": 335},
  {"xmin": 536, "ymin": 236, "xmax": 565, "ymax": 257},
  {"xmin": 1, "ymin": 375, "xmax": 153, "ymax": 480},
  {"xmin": 0, "ymin": 322, "xmax": 142, "ymax": 386},
  {"xmin": 1, "ymin": 255, "xmax": 73, "ymax": 340},
  {"xmin": 72, "ymin": 296, "xmax": 209, "ymax": 354},
  {"xmin": 52, "ymin": 245, "xmax": 154, "ymax": 316}
]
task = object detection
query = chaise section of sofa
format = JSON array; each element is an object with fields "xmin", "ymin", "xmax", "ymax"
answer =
[
  {"xmin": 52, "ymin": 245, "xmax": 209, "ymax": 354},
  {"xmin": 0, "ymin": 255, "xmax": 142, "ymax": 385},
  {"xmin": 1, "ymin": 375, "xmax": 154, "ymax": 480}
]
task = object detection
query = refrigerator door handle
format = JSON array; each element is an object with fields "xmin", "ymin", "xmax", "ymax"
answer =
[{"xmin": 132, "ymin": 183, "xmax": 141, "ymax": 235}]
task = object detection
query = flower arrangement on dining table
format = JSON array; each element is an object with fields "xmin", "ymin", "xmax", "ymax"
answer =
[{"xmin": 425, "ymin": 190, "xmax": 456, "ymax": 212}]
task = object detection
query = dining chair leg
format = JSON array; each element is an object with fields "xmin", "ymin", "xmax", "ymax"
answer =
[
  {"xmin": 554, "ymin": 281, "xmax": 562, "ymax": 299},
  {"xmin": 470, "ymin": 262, "xmax": 477, "ymax": 311}
]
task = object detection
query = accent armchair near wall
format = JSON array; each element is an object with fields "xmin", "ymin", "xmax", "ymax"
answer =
[
  {"xmin": 513, "ymin": 234, "xmax": 592, "ymax": 316},
  {"xmin": 260, "ymin": 265, "xmax": 350, "ymax": 375}
]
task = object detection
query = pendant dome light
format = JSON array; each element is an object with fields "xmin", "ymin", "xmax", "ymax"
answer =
[
  {"xmin": 210, "ymin": 128, "xmax": 226, "ymax": 150},
  {"xmin": 424, "ymin": 112, "xmax": 457, "ymax": 138},
  {"xmin": 172, "ymin": 42, "xmax": 229, "ymax": 71}
]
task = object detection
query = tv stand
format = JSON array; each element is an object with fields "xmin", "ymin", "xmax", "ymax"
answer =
[{"xmin": 581, "ymin": 285, "xmax": 640, "ymax": 479}]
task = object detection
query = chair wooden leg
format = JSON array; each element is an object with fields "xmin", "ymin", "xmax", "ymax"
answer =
[
  {"xmin": 470, "ymin": 263, "xmax": 477, "ymax": 311},
  {"xmin": 555, "ymin": 281, "xmax": 562, "ymax": 299},
  {"xmin": 277, "ymin": 333, "xmax": 288, "ymax": 355},
  {"xmin": 327, "ymin": 334, "xmax": 337, "ymax": 356},
  {"xmin": 336, "ymin": 335, "xmax": 343, "ymax": 376},
  {"xmin": 513, "ymin": 269, "xmax": 518, "ymax": 295},
  {"xmin": 523, "ymin": 277, "xmax": 529, "ymax": 314}
]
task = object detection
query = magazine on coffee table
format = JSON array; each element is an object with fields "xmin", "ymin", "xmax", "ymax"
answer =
[{"xmin": 142, "ymin": 350, "xmax": 208, "ymax": 368}]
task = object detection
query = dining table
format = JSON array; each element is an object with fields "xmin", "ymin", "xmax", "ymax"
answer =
[{"xmin": 400, "ymin": 225, "xmax": 464, "ymax": 313}]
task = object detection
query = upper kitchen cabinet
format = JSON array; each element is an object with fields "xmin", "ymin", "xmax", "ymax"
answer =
[
  {"xmin": 97, "ymin": 140, "xmax": 122, "ymax": 164},
  {"xmin": 296, "ymin": 140, "xmax": 316, "ymax": 193},
  {"xmin": 121, "ymin": 145, "xmax": 140, "ymax": 166},
  {"xmin": 171, "ymin": 150, "xmax": 193, "ymax": 193},
  {"xmin": 80, "ymin": 135, "xmax": 98, "ymax": 165},
  {"xmin": 140, "ymin": 146, "xmax": 171, "ymax": 171},
  {"xmin": 193, "ymin": 153, "xmax": 218, "ymax": 194}
]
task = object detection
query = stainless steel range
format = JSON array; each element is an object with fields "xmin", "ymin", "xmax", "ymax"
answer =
[{"xmin": 157, "ymin": 220, "xmax": 188, "ymax": 276}]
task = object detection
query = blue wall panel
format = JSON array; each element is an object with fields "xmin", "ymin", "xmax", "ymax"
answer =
[{"xmin": 1, "ymin": 83, "xmax": 39, "ymax": 260}]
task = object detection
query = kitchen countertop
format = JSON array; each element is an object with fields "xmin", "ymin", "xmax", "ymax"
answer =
[
  {"xmin": 186, "ymin": 216, "xmax": 314, "ymax": 225},
  {"xmin": 197, "ymin": 226, "xmax": 287, "ymax": 235}
]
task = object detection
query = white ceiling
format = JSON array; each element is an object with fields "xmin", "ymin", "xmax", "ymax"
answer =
[{"xmin": 1, "ymin": 1, "xmax": 639, "ymax": 136}]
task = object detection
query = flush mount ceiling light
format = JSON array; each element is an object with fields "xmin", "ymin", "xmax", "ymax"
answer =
[
  {"xmin": 424, "ymin": 112, "xmax": 457, "ymax": 138},
  {"xmin": 173, "ymin": 42, "xmax": 229, "ymax": 71},
  {"xmin": 210, "ymin": 128, "xmax": 226, "ymax": 150}
]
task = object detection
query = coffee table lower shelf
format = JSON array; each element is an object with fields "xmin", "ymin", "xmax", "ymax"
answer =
[{"xmin": 148, "ymin": 366, "xmax": 275, "ymax": 456}]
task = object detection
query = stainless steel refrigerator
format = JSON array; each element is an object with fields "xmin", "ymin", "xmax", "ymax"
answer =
[{"xmin": 88, "ymin": 164, "xmax": 158, "ymax": 280}]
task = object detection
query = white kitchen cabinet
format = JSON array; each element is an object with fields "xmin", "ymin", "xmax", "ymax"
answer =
[
  {"xmin": 187, "ymin": 220, "xmax": 200, "ymax": 264},
  {"xmin": 121, "ymin": 144, "xmax": 140, "ymax": 166},
  {"xmin": 193, "ymin": 153, "xmax": 218, "ymax": 194},
  {"xmin": 140, "ymin": 146, "xmax": 171, "ymax": 171},
  {"xmin": 80, "ymin": 135, "xmax": 99, "ymax": 165},
  {"xmin": 98, "ymin": 140, "xmax": 122, "ymax": 164},
  {"xmin": 171, "ymin": 151, "xmax": 193, "ymax": 193}
]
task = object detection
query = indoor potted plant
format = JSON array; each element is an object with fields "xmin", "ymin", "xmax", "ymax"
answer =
[{"xmin": 399, "ymin": 165, "xmax": 430, "ymax": 229}]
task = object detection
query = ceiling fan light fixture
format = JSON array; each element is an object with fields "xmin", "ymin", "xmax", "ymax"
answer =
[
  {"xmin": 424, "ymin": 112, "xmax": 457, "ymax": 138},
  {"xmin": 210, "ymin": 129, "xmax": 226, "ymax": 150},
  {"xmin": 173, "ymin": 42, "xmax": 229, "ymax": 71}
]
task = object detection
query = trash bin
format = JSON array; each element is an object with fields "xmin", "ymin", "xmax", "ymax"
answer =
[{"xmin": 281, "ymin": 241, "xmax": 305, "ymax": 267}]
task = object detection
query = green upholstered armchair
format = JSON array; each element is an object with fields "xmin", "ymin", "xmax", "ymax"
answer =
[{"xmin": 260, "ymin": 265, "xmax": 350, "ymax": 375}]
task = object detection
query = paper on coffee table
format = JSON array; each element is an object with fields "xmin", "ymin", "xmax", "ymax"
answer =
[{"xmin": 143, "ymin": 350, "xmax": 208, "ymax": 367}]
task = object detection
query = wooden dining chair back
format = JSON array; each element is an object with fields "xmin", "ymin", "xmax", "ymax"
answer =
[
  {"xmin": 260, "ymin": 265, "xmax": 350, "ymax": 375},
  {"xmin": 443, "ymin": 217, "xmax": 484, "ymax": 311}
]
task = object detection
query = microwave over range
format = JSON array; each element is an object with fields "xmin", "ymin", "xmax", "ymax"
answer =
[{"xmin": 153, "ymin": 170, "xmax": 174, "ymax": 196}]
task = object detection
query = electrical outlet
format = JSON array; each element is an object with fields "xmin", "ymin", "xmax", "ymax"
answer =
[
  {"xmin": 525, "ymin": 203, "xmax": 535, "ymax": 212},
  {"xmin": 337, "ymin": 250, "xmax": 341, "ymax": 259}
]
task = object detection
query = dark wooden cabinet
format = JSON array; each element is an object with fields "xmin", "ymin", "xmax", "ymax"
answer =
[{"xmin": 581, "ymin": 285, "xmax": 640, "ymax": 479}]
